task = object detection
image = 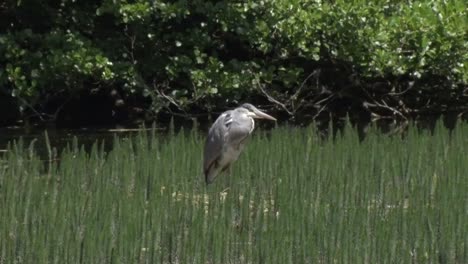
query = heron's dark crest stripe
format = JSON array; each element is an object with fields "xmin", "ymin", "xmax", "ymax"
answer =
[{"xmin": 224, "ymin": 113, "xmax": 233, "ymax": 127}]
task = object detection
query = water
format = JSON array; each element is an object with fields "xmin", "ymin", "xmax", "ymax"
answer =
[
  {"xmin": 0, "ymin": 116, "xmax": 463, "ymax": 159},
  {"xmin": 0, "ymin": 127, "xmax": 160, "ymax": 158}
]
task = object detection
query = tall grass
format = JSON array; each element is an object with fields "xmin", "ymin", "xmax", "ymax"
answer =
[{"xmin": 1, "ymin": 122, "xmax": 466, "ymax": 263}]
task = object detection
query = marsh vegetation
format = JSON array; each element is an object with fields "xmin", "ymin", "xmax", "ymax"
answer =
[{"xmin": 1, "ymin": 123, "xmax": 466, "ymax": 263}]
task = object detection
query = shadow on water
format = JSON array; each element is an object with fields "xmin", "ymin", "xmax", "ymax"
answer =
[
  {"xmin": 0, "ymin": 117, "xmax": 208, "ymax": 160},
  {"xmin": 0, "ymin": 127, "xmax": 160, "ymax": 159}
]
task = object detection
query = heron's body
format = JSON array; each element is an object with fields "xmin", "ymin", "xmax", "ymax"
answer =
[{"xmin": 203, "ymin": 104, "xmax": 275, "ymax": 184}]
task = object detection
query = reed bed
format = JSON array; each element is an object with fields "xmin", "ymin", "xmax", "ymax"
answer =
[{"xmin": 0, "ymin": 122, "xmax": 467, "ymax": 263}]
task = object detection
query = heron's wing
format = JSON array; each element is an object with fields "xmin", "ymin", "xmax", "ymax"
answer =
[
  {"xmin": 203, "ymin": 112, "xmax": 230, "ymax": 173},
  {"xmin": 225, "ymin": 116, "xmax": 253, "ymax": 146},
  {"xmin": 203, "ymin": 110, "xmax": 253, "ymax": 174}
]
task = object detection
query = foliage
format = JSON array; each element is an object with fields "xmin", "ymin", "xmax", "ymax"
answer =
[
  {"xmin": 0, "ymin": 0, "xmax": 466, "ymax": 124},
  {"xmin": 0, "ymin": 122, "xmax": 467, "ymax": 262}
]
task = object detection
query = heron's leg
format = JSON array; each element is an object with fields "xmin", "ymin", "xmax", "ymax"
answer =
[
  {"xmin": 221, "ymin": 164, "xmax": 232, "ymax": 187},
  {"xmin": 221, "ymin": 164, "xmax": 231, "ymax": 173}
]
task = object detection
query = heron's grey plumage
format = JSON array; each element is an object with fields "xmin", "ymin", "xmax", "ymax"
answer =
[{"xmin": 203, "ymin": 103, "xmax": 276, "ymax": 184}]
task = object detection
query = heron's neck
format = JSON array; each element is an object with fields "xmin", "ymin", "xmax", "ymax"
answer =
[{"xmin": 249, "ymin": 117, "xmax": 255, "ymax": 133}]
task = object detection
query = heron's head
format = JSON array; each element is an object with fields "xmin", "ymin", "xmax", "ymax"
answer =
[{"xmin": 241, "ymin": 103, "xmax": 276, "ymax": 121}]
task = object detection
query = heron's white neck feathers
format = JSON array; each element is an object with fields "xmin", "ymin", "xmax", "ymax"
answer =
[
  {"xmin": 249, "ymin": 117, "xmax": 255, "ymax": 133},
  {"xmin": 239, "ymin": 112, "xmax": 255, "ymax": 133}
]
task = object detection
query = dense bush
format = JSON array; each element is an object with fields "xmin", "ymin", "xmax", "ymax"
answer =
[{"xmin": 0, "ymin": 0, "xmax": 466, "ymax": 126}]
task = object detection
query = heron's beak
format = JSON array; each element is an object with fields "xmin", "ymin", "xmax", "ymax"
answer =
[{"xmin": 251, "ymin": 109, "xmax": 277, "ymax": 121}]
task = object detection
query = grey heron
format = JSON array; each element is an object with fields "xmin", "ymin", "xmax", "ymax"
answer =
[{"xmin": 203, "ymin": 103, "xmax": 276, "ymax": 184}]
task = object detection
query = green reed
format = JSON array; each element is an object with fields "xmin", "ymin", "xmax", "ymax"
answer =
[{"xmin": 0, "ymin": 122, "xmax": 466, "ymax": 263}]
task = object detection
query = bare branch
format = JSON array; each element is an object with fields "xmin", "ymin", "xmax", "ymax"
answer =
[
  {"xmin": 290, "ymin": 69, "xmax": 320, "ymax": 112},
  {"xmin": 312, "ymin": 102, "xmax": 330, "ymax": 120},
  {"xmin": 388, "ymin": 81, "xmax": 414, "ymax": 96},
  {"xmin": 292, "ymin": 69, "xmax": 320, "ymax": 101},
  {"xmin": 363, "ymin": 100, "xmax": 407, "ymax": 120},
  {"xmin": 255, "ymin": 79, "xmax": 293, "ymax": 115},
  {"xmin": 18, "ymin": 98, "xmax": 46, "ymax": 121},
  {"xmin": 157, "ymin": 89, "xmax": 182, "ymax": 110},
  {"xmin": 123, "ymin": 25, "xmax": 137, "ymax": 65},
  {"xmin": 313, "ymin": 93, "xmax": 334, "ymax": 106}
]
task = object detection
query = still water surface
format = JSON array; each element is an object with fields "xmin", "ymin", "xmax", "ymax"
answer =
[{"xmin": 0, "ymin": 127, "xmax": 165, "ymax": 158}]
